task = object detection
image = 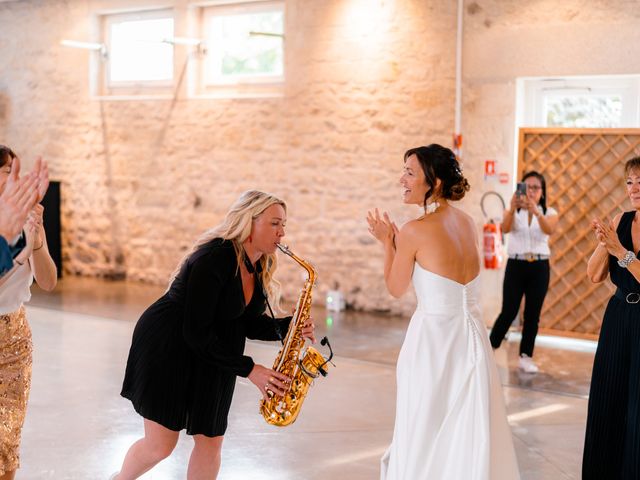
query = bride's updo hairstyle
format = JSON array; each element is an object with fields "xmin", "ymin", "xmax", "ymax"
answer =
[{"xmin": 404, "ymin": 144, "xmax": 470, "ymax": 208}]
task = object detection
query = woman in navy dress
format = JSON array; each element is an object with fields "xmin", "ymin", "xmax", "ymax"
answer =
[
  {"xmin": 583, "ymin": 156, "xmax": 640, "ymax": 479},
  {"xmin": 114, "ymin": 191, "xmax": 316, "ymax": 479}
]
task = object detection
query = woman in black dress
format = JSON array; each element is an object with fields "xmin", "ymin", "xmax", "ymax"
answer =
[
  {"xmin": 114, "ymin": 190, "xmax": 316, "ymax": 479},
  {"xmin": 583, "ymin": 156, "xmax": 640, "ymax": 479}
]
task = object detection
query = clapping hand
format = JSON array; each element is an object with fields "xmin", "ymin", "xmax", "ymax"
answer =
[
  {"xmin": 20, "ymin": 215, "xmax": 39, "ymax": 260},
  {"xmin": 25, "ymin": 204, "xmax": 44, "ymax": 250},
  {"xmin": 592, "ymin": 218, "xmax": 625, "ymax": 258},
  {"xmin": 0, "ymin": 157, "xmax": 38, "ymax": 240},
  {"xmin": 367, "ymin": 208, "xmax": 399, "ymax": 246},
  {"xmin": 34, "ymin": 156, "xmax": 50, "ymax": 202}
]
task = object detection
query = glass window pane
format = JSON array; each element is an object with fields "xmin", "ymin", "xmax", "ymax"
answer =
[
  {"xmin": 544, "ymin": 95, "xmax": 623, "ymax": 128},
  {"xmin": 206, "ymin": 10, "xmax": 283, "ymax": 83},
  {"xmin": 109, "ymin": 17, "xmax": 174, "ymax": 83}
]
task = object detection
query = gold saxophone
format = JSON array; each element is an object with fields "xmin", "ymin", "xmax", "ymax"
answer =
[{"xmin": 260, "ymin": 244, "xmax": 331, "ymax": 427}]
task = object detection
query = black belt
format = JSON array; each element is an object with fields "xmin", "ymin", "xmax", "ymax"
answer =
[{"xmin": 614, "ymin": 288, "xmax": 640, "ymax": 304}]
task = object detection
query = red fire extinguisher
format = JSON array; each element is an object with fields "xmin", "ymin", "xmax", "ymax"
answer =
[
  {"xmin": 483, "ymin": 220, "xmax": 503, "ymax": 269},
  {"xmin": 480, "ymin": 192, "xmax": 506, "ymax": 269}
]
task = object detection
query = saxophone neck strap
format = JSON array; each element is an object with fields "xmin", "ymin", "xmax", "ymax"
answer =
[{"xmin": 260, "ymin": 276, "xmax": 284, "ymax": 344}]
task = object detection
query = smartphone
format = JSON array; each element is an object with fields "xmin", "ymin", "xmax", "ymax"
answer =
[{"xmin": 516, "ymin": 182, "xmax": 527, "ymax": 197}]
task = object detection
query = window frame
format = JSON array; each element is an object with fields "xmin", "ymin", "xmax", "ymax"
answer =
[
  {"xmin": 193, "ymin": 0, "xmax": 285, "ymax": 97},
  {"xmin": 101, "ymin": 8, "xmax": 176, "ymax": 95},
  {"xmin": 517, "ymin": 75, "xmax": 640, "ymax": 128}
]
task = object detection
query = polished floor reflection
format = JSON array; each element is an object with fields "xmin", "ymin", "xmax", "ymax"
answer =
[{"xmin": 19, "ymin": 277, "xmax": 593, "ymax": 479}]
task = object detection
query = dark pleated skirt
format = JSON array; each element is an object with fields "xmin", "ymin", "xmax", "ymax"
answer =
[
  {"xmin": 121, "ymin": 298, "xmax": 237, "ymax": 437},
  {"xmin": 583, "ymin": 296, "xmax": 640, "ymax": 479}
]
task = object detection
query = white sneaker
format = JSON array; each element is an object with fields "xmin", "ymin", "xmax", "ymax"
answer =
[{"xmin": 518, "ymin": 354, "xmax": 539, "ymax": 373}]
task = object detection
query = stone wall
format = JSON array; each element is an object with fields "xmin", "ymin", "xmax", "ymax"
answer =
[{"xmin": 1, "ymin": 0, "xmax": 639, "ymax": 318}]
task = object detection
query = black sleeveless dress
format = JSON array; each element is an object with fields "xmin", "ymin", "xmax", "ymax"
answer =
[
  {"xmin": 583, "ymin": 211, "xmax": 640, "ymax": 479},
  {"xmin": 121, "ymin": 238, "xmax": 291, "ymax": 437}
]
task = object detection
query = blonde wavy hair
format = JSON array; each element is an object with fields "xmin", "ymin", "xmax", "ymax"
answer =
[{"xmin": 170, "ymin": 190, "xmax": 287, "ymax": 311}]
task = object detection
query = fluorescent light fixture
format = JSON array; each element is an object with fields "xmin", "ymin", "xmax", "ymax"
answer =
[
  {"xmin": 61, "ymin": 39, "xmax": 107, "ymax": 58},
  {"xmin": 248, "ymin": 31, "xmax": 284, "ymax": 38},
  {"xmin": 61, "ymin": 39, "xmax": 105, "ymax": 51},
  {"xmin": 162, "ymin": 36, "xmax": 202, "ymax": 46}
]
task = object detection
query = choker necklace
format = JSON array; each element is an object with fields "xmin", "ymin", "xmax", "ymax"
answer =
[
  {"xmin": 242, "ymin": 253, "xmax": 263, "ymax": 274},
  {"xmin": 425, "ymin": 200, "xmax": 441, "ymax": 215},
  {"xmin": 243, "ymin": 254, "xmax": 255, "ymax": 273}
]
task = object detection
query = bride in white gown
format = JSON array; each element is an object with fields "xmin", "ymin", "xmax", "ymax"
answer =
[{"xmin": 367, "ymin": 144, "xmax": 520, "ymax": 480}]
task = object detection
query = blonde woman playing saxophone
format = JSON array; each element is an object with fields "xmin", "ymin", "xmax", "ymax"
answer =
[{"xmin": 115, "ymin": 191, "xmax": 316, "ymax": 479}]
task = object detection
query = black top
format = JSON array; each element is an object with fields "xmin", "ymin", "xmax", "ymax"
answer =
[
  {"xmin": 610, "ymin": 211, "xmax": 640, "ymax": 292},
  {"xmin": 121, "ymin": 238, "xmax": 291, "ymax": 437}
]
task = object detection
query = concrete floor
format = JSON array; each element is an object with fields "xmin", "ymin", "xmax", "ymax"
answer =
[{"xmin": 17, "ymin": 277, "xmax": 595, "ymax": 479}]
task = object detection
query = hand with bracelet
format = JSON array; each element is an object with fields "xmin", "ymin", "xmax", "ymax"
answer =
[
  {"xmin": 27, "ymin": 204, "xmax": 45, "ymax": 251},
  {"xmin": 592, "ymin": 217, "xmax": 634, "ymax": 267},
  {"xmin": 13, "ymin": 215, "xmax": 38, "ymax": 267}
]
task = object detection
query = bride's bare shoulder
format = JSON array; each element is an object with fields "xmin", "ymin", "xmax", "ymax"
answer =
[
  {"xmin": 397, "ymin": 218, "xmax": 439, "ymax": 247},
  {"xmin": 400, "ymin": 218, "xmax": 427, "ymax": 235},
  {"xmin": 402, "ymin": 215, "xmax": 440, "ymax": 232}
]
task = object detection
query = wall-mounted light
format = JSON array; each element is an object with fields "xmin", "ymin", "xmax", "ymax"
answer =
[
  {"xmin": 249, "ymin": 31, "xmax": 284, "ymax": 39},
  {"xmin": 60, "ymin": 39, "xmax": 107, "ymax": 59},
  {"xmin": 162, "ymin": 36, "xmax": 206, "ymax": 57},
  {"xmin": 161, "ymin": 36, "xmax": 203, "ymax": 46}
]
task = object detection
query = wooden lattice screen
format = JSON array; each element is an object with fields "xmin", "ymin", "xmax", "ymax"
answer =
[{"xmin": 518, "ymin": 128, "xmax": 640, "ymax": 339}]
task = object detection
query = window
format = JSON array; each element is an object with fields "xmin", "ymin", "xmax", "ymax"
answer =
[
  {"xmin": 102, "ymin": 9, "xmax": 174, "ymax": 92},
  {"xmin": 544, "ymin": 95, "xmax": 622, "ymax": 128},
  {"xmin": 517, "ymin": 75, "xmax": 640, "ymax": 128},
  {"xmin": 196, "ymin": 1, "xmax": 285, "ymax": 96}
]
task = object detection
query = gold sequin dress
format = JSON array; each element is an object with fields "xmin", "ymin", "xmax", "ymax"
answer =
[{"xmin": 0, "ymin": 263, "xmax": 33, "ymax": 475}]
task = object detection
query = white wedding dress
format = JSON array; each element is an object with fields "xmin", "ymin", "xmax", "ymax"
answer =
[{"xmin": 380, "ymin": 264, "xmax": 520, "ymax": 480}]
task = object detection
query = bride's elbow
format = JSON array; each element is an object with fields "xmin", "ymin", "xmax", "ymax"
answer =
[{"xmin": 386, "ymin": 283, "xmax": 406, "ymax": 298}]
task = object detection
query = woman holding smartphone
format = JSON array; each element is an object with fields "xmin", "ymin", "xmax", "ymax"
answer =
[{"xmin": 489, "ymin": 171, "xmax": 559, "ymax": 373}]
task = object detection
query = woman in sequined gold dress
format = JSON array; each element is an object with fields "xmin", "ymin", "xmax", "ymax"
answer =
[{"xmin": 0, "ymin": 146, "xmax": 56, "ymax": 480}]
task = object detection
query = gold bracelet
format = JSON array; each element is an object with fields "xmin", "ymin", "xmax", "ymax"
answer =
[{"xmin": 33, "ymin": 241, "xmax": 44, "ymax": 251}]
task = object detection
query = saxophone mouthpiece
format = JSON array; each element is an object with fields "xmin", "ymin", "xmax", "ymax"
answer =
[{"xmin": 276, "ymin": 243, "xmax": 290, "ymax": 254}]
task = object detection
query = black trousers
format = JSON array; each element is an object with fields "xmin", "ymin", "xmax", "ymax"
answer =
[
  {"xmin": 583, "ymin": 297, "xmax": 640, "ymax": 479},
  {"xmin": 489, "ymin": 258, "xmax": 550, "ymax": 357}
]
